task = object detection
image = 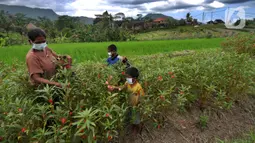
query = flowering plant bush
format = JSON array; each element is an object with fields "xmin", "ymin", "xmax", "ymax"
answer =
[{"xmin": 0, "ymin": 51, "xmax": 254, "ymax": 142}]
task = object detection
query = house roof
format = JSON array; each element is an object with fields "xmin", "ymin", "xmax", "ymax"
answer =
[{"xmin": 154, "ymin": 17, "xmax": 168, "ymax": 22}]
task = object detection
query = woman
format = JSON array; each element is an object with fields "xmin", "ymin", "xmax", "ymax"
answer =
[{"xmin": 26, "ymin": 28, "xmax": 72, "ymax": 87}]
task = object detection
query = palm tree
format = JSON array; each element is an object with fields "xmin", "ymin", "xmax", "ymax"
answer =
[{"xmin": 186, "ymin": 12, "xmax": 193, "ymax": 23}]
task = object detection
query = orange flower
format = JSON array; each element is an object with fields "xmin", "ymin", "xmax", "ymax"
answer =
[
  {"xmin": 171, "ymin": 75, "xmax": 175, "ymax": 79},
  {"xmin": 105, "ymin": 113, "xmax": 110, "ymax": 117},
  {"xmin": 180, "ymin": 91, "xmax": 184, "ymax": 95},
  {"xmin": 121, "ymin": 71, "xmax": 125, "ymax": 75}
]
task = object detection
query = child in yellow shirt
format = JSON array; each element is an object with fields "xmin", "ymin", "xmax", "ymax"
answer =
[{"xmin": 111, "ymin": 67, "xmax": 145, "ymax": 135}]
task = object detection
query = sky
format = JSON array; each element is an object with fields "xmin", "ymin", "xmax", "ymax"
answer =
[{"xmin": 0, "ymin": 0, "xmax": 254, "ymax": 21}]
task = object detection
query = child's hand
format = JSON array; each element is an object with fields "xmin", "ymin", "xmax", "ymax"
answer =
[{"xmin": 107, "ymin": 85, "xmax": 122, "ymax": 92}]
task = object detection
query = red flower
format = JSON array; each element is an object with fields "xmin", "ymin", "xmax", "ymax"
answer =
[
  {"xmin": 93, "ymin": 136, "xmax": 97, "ymax": 140},
  {"xmin": 108, "ymin": 135, "xmax": 112, "ymax": 141},
  {"xmin": 69, "ymin": 111, "xmax": 73, "ymax": 116},
  {"xmin": 160, "ymin": 95, "xmax": 165, "ymax": 101},
  {"xmin": 168, "ymin": 72, "xmax": 173, "ymax": 75},
  {"xmin": 65, "ymin": 64, "xmax": 71, "ymax": 69},
  {"xmin": 171, "ymin": 75, "xmax": 175, "ymax": 79},
  {"xmin": 158, "ymin": 76, "xmax": 163, "ymax": 81},
  {"xmin": 157, "ymin": 125, "xmax": 161, "ymax": 129},
  {"xmin": 18, "ymin": 108, "xmax": 22, "ymax": 112},
  {"xmin": 48, "ymin": 99, "xmax": 53, "ymax": 104},
  {"xmin": 21, "ymin": 128, "xmax": 26, "ymax": 133},
  {"xmin": 61, "ymin": 118, "xmax": 67, "ymax": 125},
  {"xmin": 80, "ymin": 129, "xmax": 85, "ymax": 133},
  {"xmin": 105, "ymin": 113, "xmax": 110, "ymax": 117},
  {"xmin": 81, "ymin": 135, "xmax": 87, "ymax": 139},
  {"xmin": 121, "ymin": 71, "xmax": 125, "ymax": 75},
  {"xmin": 107, "ymin": 85, "xmax": 114, "ymax": 91}
]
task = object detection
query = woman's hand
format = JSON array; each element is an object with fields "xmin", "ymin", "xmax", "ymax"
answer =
[
  {"xmin": 32, "ymin": 74, "xmax": 62, "ymax": 87},
  {"xmin": 54, "ymin": 82, "xmax": 62, "ymax": 88}
]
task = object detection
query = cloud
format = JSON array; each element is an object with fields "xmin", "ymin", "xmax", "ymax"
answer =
[
  {"xmin": 151, "ymin": 1, "xmax": 198, "ymax": 12},
  {"xmin": 217, "ymin": 0, "xmax": 252, "ymax": 4},
  {"xmin": 108, "ymin": 0, "xmax": 167, "ymax": 5},
  {"xmin": 0, "ymin": 0, "xmax": 75, "ymax": 13},
  {"xmin": 0, "ymin": 0, "xmax": 254, "ymax": 18}
]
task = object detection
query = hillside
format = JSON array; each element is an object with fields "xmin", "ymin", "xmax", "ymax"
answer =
[
  {"xmin": 143, "ymin": 13, "xmax": 176, "ymax": 20},
  {"xmin": 0, "ymin": 4, "xmax": 94, "ymax": 24}
]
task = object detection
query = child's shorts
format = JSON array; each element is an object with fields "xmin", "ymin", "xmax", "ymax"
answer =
[{"xmin": 126, "ymin": 107, "xmax": 141, "ymax": 125}]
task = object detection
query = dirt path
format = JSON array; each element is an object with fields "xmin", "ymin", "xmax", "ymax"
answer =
[{"xmin": 126, "ymin": 96, "xmax": 255, "ymax": 143}]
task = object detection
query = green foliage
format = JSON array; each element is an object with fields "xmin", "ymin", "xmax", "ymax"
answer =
[
  {"xmin": 0, "ymin": 38, "xmax": 224, "ymax": 64},
  {"xmin": 217, "ymin": 130, "xmax": 255, "ymax": 143},
  {"xmin": 199, "ymin": 115, "xmax": 209, "ymax": 129},
  {"xmin": 0, "ymin": 50, "xmax": 254, "ymax": 142},
  {"xmin": 0, "ymin": 37, "xmax": 7, "ymax": 48},
  {"xmin": 221, "ymin": 33, "xmax": 255, "ymax": 56}
]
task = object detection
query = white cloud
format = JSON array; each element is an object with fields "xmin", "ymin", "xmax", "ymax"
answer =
[
  {"xmin": 66, "ymin": 0, "xmax": 146, "ymax": 17},
  {"xmin": 209, "ymin": 1, "xmax": 225, "ymax": 8}
]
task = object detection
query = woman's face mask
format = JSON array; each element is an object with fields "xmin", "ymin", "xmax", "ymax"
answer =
[
  {"xmin": 108, "ymin": 52, "xmax": 112, "ymax": 57},
  {"xmin": 126, "ymin": 78, "xmax": 133, "ymax": 84},
  {"xmin": 32, "ymin": 42, "xmax": 47, "ymax": 51}
]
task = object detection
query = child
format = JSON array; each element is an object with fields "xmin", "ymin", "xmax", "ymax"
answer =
[
  {"xmin": 110, "ymin": 67, "xmax": 145, "ymax": 135},
  {"xmin": 107, "ymin": 44, "xmax": 131, "ymax": 69},
  {"xmin": 107, "ymin": 44, "xmax": 131, "ymax": 85}
]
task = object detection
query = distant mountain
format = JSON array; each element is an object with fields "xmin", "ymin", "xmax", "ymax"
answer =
[
  {"xmin": 143, "ymin": 13, "xmax": 176, "ymax": 21},
  {"xmin": 0, "ymin": 4, "xmax": 94, "ymax": 24},
  {"xmin": 74, "ymin": 16, "xmax": 94, "ymax": 25}
]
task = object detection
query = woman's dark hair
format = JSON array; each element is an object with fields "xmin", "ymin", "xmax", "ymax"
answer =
[
  {"xmin": 27, "ymin": 28, "xmax": 46, "ymax": 42},
  {"xmin": 108, "ymin": 44, "xmax": 117, "ymax": 52},
  {"xmin": 126, "ymin": 67, "xmax": 139, "ymax": 78}
]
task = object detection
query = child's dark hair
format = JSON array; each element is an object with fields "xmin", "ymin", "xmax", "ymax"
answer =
[
  {"xmin": 126, "ymin": 67, "xmax": 139, "ymax": 78},
  {"xmin": 27, "ymin": 28, "xmax": 46, "ymax": 42},
  {"xmin": 108, "ymin": 44, "xmax": 117, "ymax": 52}
]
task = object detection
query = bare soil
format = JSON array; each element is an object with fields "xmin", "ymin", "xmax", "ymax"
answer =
[{"xmin": 124, "ymin": 96, "xmax": 255, "ymax": 143}]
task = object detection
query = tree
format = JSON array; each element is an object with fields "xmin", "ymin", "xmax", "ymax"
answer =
[
  {"xmin": 114, "ymin": 12, "xmax": 125, "ymax": 21},
  {"xmin": 12, "ymin": 13, "xmax": 28, "ymax": 41},
  {"xmin": 186, "ymin": 12, "xmax": 193, "ymax": 23},
  {"xmin": 179, "ymin": 19, "xmax": 186, "ymax": 26},
  {"xmin": 0, "ymin": 10, "xmax": 14, "ymax": 36},
  {"xmin": 137, "ymin": 14, "xmax": 143, "ymax": 21},
  {"xmin": 56, "ymin": 15, "xmax": 79, "ymax": 31}
]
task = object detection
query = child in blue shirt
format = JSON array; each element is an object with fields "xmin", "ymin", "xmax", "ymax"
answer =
[
  {"xmin": 107, "ymin": 44, "xmax": 131, "ymax": 68},
  {"xmin": 107, "ymin": 44, "xmax": 131, "ymax": 85}
]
